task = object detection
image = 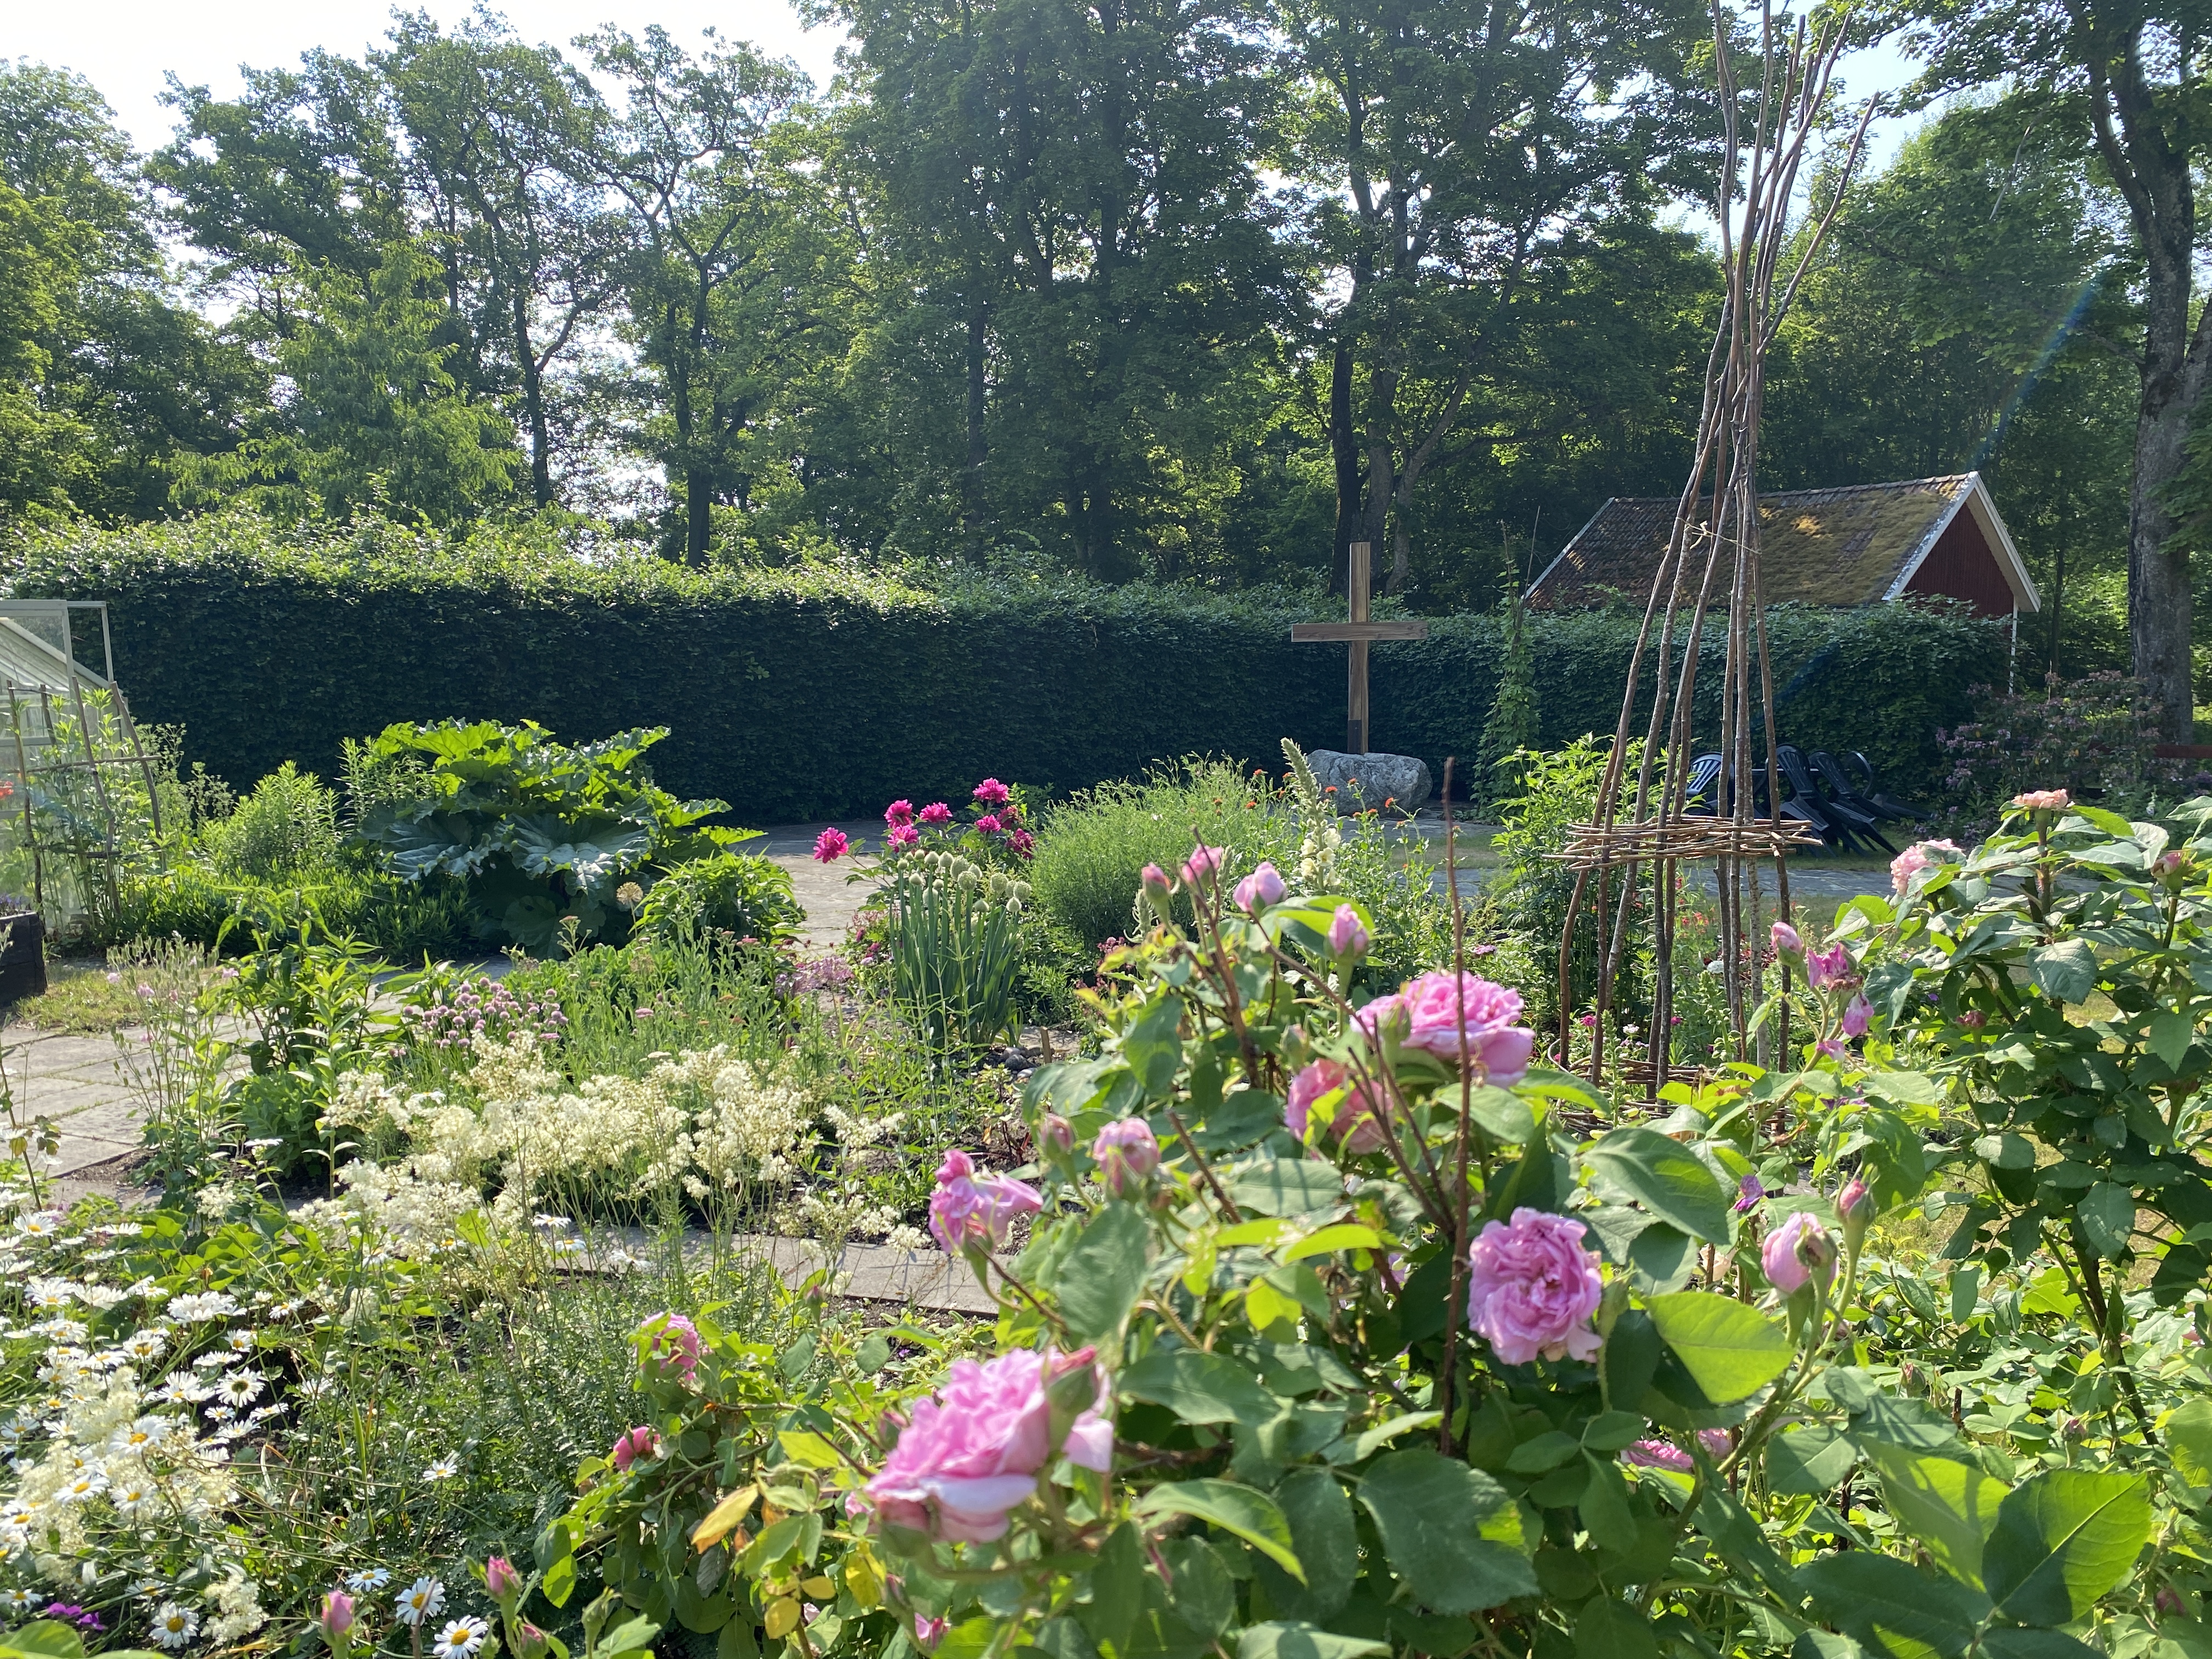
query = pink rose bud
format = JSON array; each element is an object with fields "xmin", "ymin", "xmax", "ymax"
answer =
[
  {"xmin": 1770, "ymin": 921, "xmax": 1803, "ymax": 955},
  {"xmin": 1036, "ymin": 1113, "xmax": 1075, "ymax": 1159},
  {"xmin": 1328, "ymin": 905, "xmax": 1369, "ymax": 958},
  {"xmin": 1092, "ymin": 1118, "xmax": 1160, "ymax": 1198},
  {"xmin": 610, "ymin": 1425, "xmax": 660, "ymax": 1472},
  {"xmin": 1957, "ymin": 1008, "xmax": 1986, "ymax": 1029},
  {"xmin": 320, "ymin": 1592, "xmax": 356, "ymax": 1638},
  {"xmin": 1762, "ymin": 1211, "xmax": 1836, "ymax": 1294},
  {"xmin": 1140, "ymin": 864, "xmax": 1173, "ymax": 899},
  {"xmin": 1234, "ymin": 861, "xmax": 1286, "ymax": 913},
  {"xmin": 515, "ymin": 1623, "xmax": 552, "ymax": 1659},
  {"xmin": 1841, "ymin": 992, "xmax": 1872, "ymax": 1039},
  {"xmin": 1466, "ymin": 1209, "xmax": 1604, "ymax": 1364},
  {"xmin": 1181, "ymin": 844, "xmax": 1226, "ymax": 888},
  {"xmin": 485, "ymin": 1557, "xmax": 522, "ymax": 1602},
  {"xmin": 1836, "ymin": 1176, "xmax": 1873, "ymax": 1223}
]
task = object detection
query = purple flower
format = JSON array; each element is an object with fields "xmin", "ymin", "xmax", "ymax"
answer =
[
  {"xmin": 1328, "ymin": 906, "xmax": 1369, "ymax": 958},
  {"xmin": 1234, "ymin": 861, "xmax": 1286, "ymax": 914},
  {"xmin": 1465, "ymin": 1209, "xmax": 1604, "ymax": 1365},
  {"xmin": 1763, "ymin": 1211, "xmax": 1836, "ymax": 1294},
  {"xmin": 1734, "ymin": 1174, "xmax": 1764, "ymax": 1213},
  {"xmin": 928, "ymin": 1150, "xmax": 1043, "ymax": 1254},
  {"xmin": 1092, "ymin": 1119, "xmax": 1160, "ymax": 1198}
]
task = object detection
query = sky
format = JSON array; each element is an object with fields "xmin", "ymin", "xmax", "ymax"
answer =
[{"xmin": 19, "ymin": 0, "xmax": 1927, "ymax": 168}]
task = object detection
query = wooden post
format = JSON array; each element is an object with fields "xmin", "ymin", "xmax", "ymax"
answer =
[{"xmin": 1348, "ymin": 540, "xmax": 1370, "ymax": 753}]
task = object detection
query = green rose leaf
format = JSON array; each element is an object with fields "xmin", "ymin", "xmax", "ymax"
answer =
[
  {"xmin": 1356, "ymin": 1448, "xmax": 1535, "ymax": 1615},
  {"xmin": 2078, "ymin": 1183, "xmax": 2137, "ymax": 1260},
  {"xmin": 1135, "ymin": 1480, "xmax": 1303, "ymax": 1581},
  {"xmin": 1237, "ymin": 1626, "xmax": 1389, "ymax": 1659},
  {"xmin": 2152, "ymin": 1011, "xmax": 2197, "ymax": 1070},
  {"xmin": 1977, "ymin": 1632, "xmax": 2105, "ymax": 1659},
  {"xmin": 1795, "ymin": 1554, "xmax": 1989, "ymax": 1659},
  {"xmin": 1252, "ymin": 1468, "xmax": 1357, "ymax": 1621},
  {"xmin": 1765, "ymin": 1425, "xmax": 1860, "ymax": 1495},
  {"xmin": 1057, "ymin": 1204, "xmax": 1151, "ymax": 1342},
  {"xmin": 1858, "ymin": 1441, "xmax": 2006, "ymax": 1587},
  {"xmin": 1574, "ymin": 1593, "xmax": 1661, "ymax": 1659},
  {"xmin": 1232, "ymin": 1160, "xmax": 1347, "ymax": 1218},
  {"xmin": 2165, "ymin": 1399, "xmax": 2212, "ymax": 1488},
  {"xmin": 2028, "ymin": 940, "xmax": 2099, "ymax": 1005},
  {"xmin": 1645, "ymin": 1291, "xmax": 1791, "ymax": 1403},
  {"xmin": 1121, "ymin": 1346, "xmax": 1278, "ymax": 1427},
  {"xmin": 1585, "ymin": 1126, "xmax": 1732, "ymax": 1243},
  {"xmin": 1980, "ymin": 1469, "xmax": 2151, "ymax": 1625},
  {"xmin": 1466, "ymin": 1085, "xmax": 1537, "ymax": 1144}
]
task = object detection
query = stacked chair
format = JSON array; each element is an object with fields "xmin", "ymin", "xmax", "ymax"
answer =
[{"xmin": 1679, "ymin": 746, "xmax": 1923, "ymax": 854}]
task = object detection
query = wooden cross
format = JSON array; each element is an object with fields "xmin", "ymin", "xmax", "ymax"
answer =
[{"xmin": 1291, "ymin": 540, "xmax": 1429, "ymax": 753}]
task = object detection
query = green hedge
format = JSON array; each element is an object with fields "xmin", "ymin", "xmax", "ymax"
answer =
[{"xmin": 2, "ymin": 513, "xmax": 2008, "ymax": 820}]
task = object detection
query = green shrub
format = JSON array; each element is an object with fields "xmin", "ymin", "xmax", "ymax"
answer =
[
  {"xmin": 881, "ymin": 849, "xmax": 1029, "ymax": 1049},
  {"xmin": 202, "ymin": 760, "xmax": 340, "ymax": 878},
  {"xmin": 629, "ymin": 848, "xmax": 802, "ymax": 945},
  {"xmin": 115, "ymin": 856, "xmax": 476, "ymax": 961},
  {"xmin": 347, "ymin": 718, "xmax": 746, "ymax": 951},
  {"xmin": 3, "ymin": 509, "xmax": 2007, "ymax": 818},
  {"xmin": 1490, "ymin": 736, "xmax": 1642, "ymax": 1026}
]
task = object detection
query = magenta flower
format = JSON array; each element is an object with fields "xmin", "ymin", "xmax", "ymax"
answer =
[
  {"xmin": 1815, "ymin": 1036, "xmax": 1847, "ymax": 1063},
  {"xmin": 1285, "ymin": 1057, "xmax": 1387, "ymax": 1153},
  {"xmin": 813, "ymin": 827, "xmax": 849, "ymax": 863},
  {"xmin": 1466, "ymin": 1208, "xmax": 1604, "ymax": 1365},
  {"xmin": 1890, "ymin": 838, "xmax": 1962, "ymax": 893},
  {"xmin": 1140, "ymin": 864, "xmax": 1172, "ymax": 897},
  {"xmin": 1762, "ymin": 1211, "xmax": 1835, "ymax": 1293},
  {"xmin": 1734, "ymin": 1173, "xmax": 1764, "ymax": 1213},
  {"xmin": 610, "ymin": 1425, "xmax": 661, "ymax": 1472},
  {"xmin": 1841, "ymin": 992, "xmax": 1872, "ymax": 1039},
  {"xmin": 928, "ymin": 1150, "xmax": 1043, "ymax": 1253},
  {"xmin": 1836, "ymin": 1175, "xmax": 1874, "ymax": 1226},
  {"xmin": 915, "ymin": 1615, "xmax": 949, "ymax": 1651},
  {"xmin": 888, "ymin": 823, "xmax": 921, "ymax": 849},
  {"xmin": 973, "ymin": 778, "xmax": 1011, "ymax": 807},
  {"xmin": 2011, "ymin": 788, "xmax": 2070, "ymax": 811},
  {"xmin": 1234, "ymin": 861, "xmax": 1286, "ymax": 913},
  {"xmin": 1770, "ymin": 921, "xmax": 1803, "ymax": 955},
  {"xmin": 862, "ymin": 1348, "xmax": 1113, "ymax": 1542},
  {"xmin": 1328, "ymin": 905, "xmax": 1369, "ymax": 958},
  {"xmin": 1093, "ymin": 1119, "xmax": 1160, "ymax": 1198},
  {"xmin": 1182, "ymin": 844, "xmax": 1226, "ymax": 888},
  {"xmin": 1355, "ymin": 971, "xmax": 1534, "ymax": 1085},
  {"xmin": 1009, "ymin": 828, "xmax": 1035, "ymax": 857},
  {"xmin": 1621, "ymin": 1438, "xmax": 1692, "ymax": 1472},
  {"xmin": 975, "ymin": 814, "xmax": 1005, "ymax": 834},
  {"xmin": 885, "ymin": 799, "xmax": 916, "ymax": 827},
  {"xmin": 640, "ymin": 1312, "xmax": 701, "ymax": 1383},
  {"xmin": 1804, "ymin": 943, "xmax": 1852, "ymax": 990},
  {"xmin": 919, "ymin": 802, "xmax": 953, "ymax": 826}
]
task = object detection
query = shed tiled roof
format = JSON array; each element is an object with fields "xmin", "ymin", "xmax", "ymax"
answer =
[{"xmin": 1529, "ymin": 475, "xmax": 1974, "ymax": 610}]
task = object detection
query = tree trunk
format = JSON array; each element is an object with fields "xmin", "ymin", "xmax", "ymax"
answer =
[
  {"xmin": 2126, "ymin": 242, "xmax": 2204, "ymax": 734},
  {"xmin": 1328, "ymin": 331, "xmax": 1361, "ymax": 596},
  {"xmin": 513, "ymin": 287, "xmax": 554, "ymax": 510},
  {"xmin": 963, "ymin": 289, "xmax": 988, "ymax": 552}
]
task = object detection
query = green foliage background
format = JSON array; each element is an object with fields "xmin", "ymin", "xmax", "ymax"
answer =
[{"xmin": 3, "ymin": 512, "xmax": 2007, "ymax": 820}]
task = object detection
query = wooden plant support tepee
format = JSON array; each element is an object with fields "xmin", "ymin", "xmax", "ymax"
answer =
[{"xmin": 1556, "ymin": 0, "xmax": 1878, "ymax": 1089}]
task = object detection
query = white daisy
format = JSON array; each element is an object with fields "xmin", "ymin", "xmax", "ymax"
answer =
[
  {"xmin": 111, "ymin": 1480, "xmax": 157, "ymax": 1517},
  {"xmin": 27, "ymin": 1278, "xmax": 77, "ymax": 1310},
  {"xmin": 222, "ymin": 1330, "xmax": 256, "ymax": 1355},
  {"xmin": 109, "ymin": 1415, "xmax": 174, "ymax": 1456},
  {"xmin": 213, "ymin": 1372, "xmax": 267, "ymax": 1407},
  {"xmin": 343, "ymin": 1567, "xmax": 391, "ymax": 1594},
  {"xmin": 395, "ymin": 1577, "xmax": 446, "ymax": 1626},
  {"xmin": 431, "ymin": 1615, "xmax": 490, "ymax": 1659},
  {"xmin": 150, "ymin": 1601, "xmax": 200, "ymax": 1649},
  {"xmin": 422, "ymin": 1454, "xmax": 460, "ymax": 1481},
  {"xmin": 120, "ymin": 1331, "xmax": 167, "ymax": 1362},
  {"xmin": 13, "ymin": 1211, "xmax": 64, "ymax": 1239},
  {"xmin": 56, "ymin": 1470, "xmax": 109, "ymax": 1504},
  {"xmin": 0, "ymin": 1587, "xmax": 36, "ymax": 1611},
  {"xmin": 166, "ymin": 1293, "xmax": 239, "ymax": 1322}
]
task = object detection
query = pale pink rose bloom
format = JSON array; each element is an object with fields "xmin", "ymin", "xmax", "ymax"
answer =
[
  {"xmin": 1285, "ymin": 1058, "xmax": 1387, "ymax": 1153},
  {"xmin": 1092, "ymin": 1119, "xmax": 1160, "ymax": 1197},
  {"xmin": 928, "ymin": 1150, "xmax": 1043, "ymax": 1254},
  {"xmin": 2012, "ymin": 788, "xmax": 2070, "ymax": 811},
  {"xmin": 1889, "ymin": 838, "xmax": 1962, "ymax": 894},
  {"xmin": 1623, "ymin": 1434, "xmax": 1725, "ymax": 1471},
  {"xmin": 1466, "ymin": 1208, "xmax": 1604, "ymax": 1365},
  {"xmin": 1762, "ymin": 1211, "xmax": 1835, "ymax": 1293},
  {"xmin": 1355, "ymin": 971, "xmax": 1534, "ymax": 1084},
  {"xmin": 864, "ymin": 1348, "xmax": 1113, "ymax": 1542}
]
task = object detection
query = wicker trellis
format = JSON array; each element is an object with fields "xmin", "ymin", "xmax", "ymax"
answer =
[{"xmin": 1558, "ymin": 2, "xmax": 1877, "ymax": 1090}]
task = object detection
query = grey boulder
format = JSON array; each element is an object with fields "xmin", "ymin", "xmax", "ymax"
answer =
[{"xmin": 1307, "ymin": 750, "xmax": 1431, "ymax": 814}]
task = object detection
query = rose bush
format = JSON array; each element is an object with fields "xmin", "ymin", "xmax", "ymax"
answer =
[{"xmin": 552, "ymin": 843, "xmax": 2200, "ymax": 1659}]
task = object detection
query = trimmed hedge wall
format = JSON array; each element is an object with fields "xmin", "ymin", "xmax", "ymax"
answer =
[{"xmin": 2, "ymin": 514, "xmax": 2008, "ymax": 821}]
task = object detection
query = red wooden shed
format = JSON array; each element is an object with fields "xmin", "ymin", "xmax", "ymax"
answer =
[{"xmin": 1527, "ymin": 472, "xmax": 2040, "ymax": 618}]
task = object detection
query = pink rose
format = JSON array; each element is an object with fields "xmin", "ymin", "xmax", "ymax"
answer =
[
  {"xmin": 1092, "ymin": 1119, "xmax": 1160, "ymax": 1198},
  {"xmin": 640, "ymin": 1312, "xmax": 701, "ymax": 1383},
  {"xmin": 1285, "ymin": 1058, "xmax": 1387, "ymax": 1154},
  {"xmin": 1182, "ymin": 845, "xmax": 1226, "ymax": 888},
  {"xmin": 1762, "ymin": 1211, "xmax": 1835, "ymax": 1294},
  {"xmin": 1770, "ymin": 921, "xmax": 1803, "ymax": 955},
  {"xmin": 1804, "ymin": 943, "xmax": 1853, "ymax": 990},
  {"xmin": 1465, "ymin": 1208, "xmax": 1603, "ymax": 1365},
  {"xmin": 1036, "ymin": 1113, "xmax": 1075, "ymax": 1159},
  {"xmin": 1621, "ymin": 1438, "xmax": 1691, "ymax": 1472},
  {"xmin": 812, "ymin": 827, "xmax": 849, "ymax": 864},
  {"xmin": 919, "ymin": 802, "xmax": 953, "ymax": 826},
  {"xmin": 2012, "ymin": 788, "xmax": 2070, "ymax": 811},
  {"xmin": 928, "ymin": 1150, "xmax": 1043, "ymax": 1253},
  {"xmin": 1356, "ymin": 971, "xmax": 1534, "ymax": 1085},
  {"xmin": 973, "ymin": 778, "xmax": 1011, "ymax": 808},
  {"xmin": 1836, "ymin": 1175, "xmax": 1874, "ymax": 1227},
  {"xmin": 1328, "ymin": 906, "xmax": 1369, "ymax": 957},
  {"xmin": 863, "ymin": 1348, "xmax": 1113, "ymax": 1542},
  {"xmin": 610, "ymin": 1425, "xmax": 660, "ymax": 1472},
  {"xmin": 1890, "ymin": 838, "xmax": 1962, "ymax": 894},
  {"xmin": 1234, "ymin": 862, "xmax": 1286, "ymax": 913},
  {"xmin": 485, "ymin": 1556, "xmax": 523, "ymax": 1602},
  {"xmin": 885, "ymin": 799, "xmax": 916, "ymax": 827}
]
